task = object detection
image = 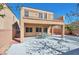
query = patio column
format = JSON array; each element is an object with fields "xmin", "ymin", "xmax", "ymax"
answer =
[
  {"xmin": 41, "ymin": 27, "xmax": 43, "ymax": 34},
  {"xmin": 61, "ymin": 16, "xmax": 65, "ymax": 38},
  {"xmin": 61, "ymin": 25, "xmax": 65, "ymax": 38},
  {"xmin": 51, "ymin": 26, "xmax": 54, "ymax": 35},
  {"xmin": 20, "ymin": 7, "xmax": 24, "ymax": 42},
  {"xmin": 48, "ymin": 26, "xmax": 52, "ymax": 35}
]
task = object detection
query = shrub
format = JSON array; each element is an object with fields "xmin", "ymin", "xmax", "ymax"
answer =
[
  {"xmin": 0, "ymin": 14, "xmax": 5, "ymax": 18},
  {"xmin": 0, "ymin": 4, "xmax": 4, "ymax": 10},
  {"xmin": 65, "ymin": 25, "xmax": 79, "ymax": 35}
]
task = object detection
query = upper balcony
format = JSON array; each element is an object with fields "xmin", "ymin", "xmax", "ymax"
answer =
[{"xmin": 23, "ymin": 16, "xmax": 64, "ymax": 25}]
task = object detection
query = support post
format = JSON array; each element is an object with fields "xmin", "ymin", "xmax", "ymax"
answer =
[
  {"xmin": 41, "ymin": 27, "xmax": 43, "ymax": 34},
  {"xmin": 61, "ymin": 25, "xmax": 65, "ymax": 38},
  {"xmin": 20, "ymin": 7, "xmax": 24, "ymax": 42},
  {"xmin": 51, "ymin": 26, "xmax": 53, "ymax": 35},
  {"xmin": 48, "ymin": 26, "xmax": 52, "ymax": 35}
]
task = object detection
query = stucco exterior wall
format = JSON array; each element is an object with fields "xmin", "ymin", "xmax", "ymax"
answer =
[
  {"xmin": 24, "ymin": 24, "xmax": 49, "ymax": 37},
  {"xmin": 0, "ymin": 4, "xmax": 18, "ymax": 30},
  {"xmin": 24, "ymin": 19, "xmax": 64, "ymax": 25},
  {"xmin": 0, "ymin": 30, "xmax": 12, "ymax": 54},
  {"xmin": 23, "ymin": 7, "xmax": 54, "ymax": 20},
  {"xmin": 0, "ymin": 17, "xmax": 4, "ymax": 29},
  {"xmin": 0, "ymin": 4, "xmax": 19, "ymax": 54},
  {"xmin": 20, "ymin": 7, "xmax": 65, "ymax": 41}
]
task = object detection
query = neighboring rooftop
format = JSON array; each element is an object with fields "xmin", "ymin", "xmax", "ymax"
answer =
[{"xmin": 72, "ymin": 21, "xmax": 79, "ymax": 25}]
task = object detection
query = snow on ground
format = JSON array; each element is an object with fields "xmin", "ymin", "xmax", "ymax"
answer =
[{"xmin": 6, "ymin": 35, "xmax": 79, "ymax": 55}]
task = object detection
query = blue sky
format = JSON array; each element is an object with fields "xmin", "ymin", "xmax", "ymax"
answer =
[{"xmin": 7, "ymin": 3, "xmax": 78, "ymax": 24}]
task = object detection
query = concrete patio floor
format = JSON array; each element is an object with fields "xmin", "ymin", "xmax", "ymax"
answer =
[{"xmin": 6, "ymin": 35, "xmax": 79, "ymax": 55}]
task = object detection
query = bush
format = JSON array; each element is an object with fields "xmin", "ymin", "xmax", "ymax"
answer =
[
  {"xmin": 0, "ymin": 4, "xmax": 5, "ymax": 18},
  {"xmin": 0, "ymin": 4, "xmax": 4, "ymax": 10},
  {"xmin": 0, "ymin": 14, "xmax": 5, "ymax": 18},
  {"xmin": 65, "ymin": 25, "xmax": 79, "ymax": 35}
]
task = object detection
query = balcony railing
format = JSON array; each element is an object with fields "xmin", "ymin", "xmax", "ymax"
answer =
[{"xmin": 23, "ymin": 17, "xmax": 64, "ymax": 25}]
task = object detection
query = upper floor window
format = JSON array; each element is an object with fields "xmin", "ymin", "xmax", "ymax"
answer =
[
  {"xmin": 24, "ymin": 9, "xmax": 29, "ymax": 17},
  {"xmin": 44, "ymin": 13, "xmax": 47, "ymax": 19},
  {"xmin": 39, "ymin": 13, "xmax": 43, "ymax": 19},
  {"xmin": 39, "ymin": 12, "xmax": 47, "ymax": 20}
]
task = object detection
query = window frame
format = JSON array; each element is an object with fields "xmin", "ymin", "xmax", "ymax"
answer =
[
  {"xmin": 39, "ymin": 12, "xmax": 43, "ymax": 19},
  {"xmin": 26, "ymin": 27, "xmax": 32, "ymax": 32},
  {"xmin": 36, "ymin": 27, "xmax": 42, "ymax": 32},
  {"xmin": 44, "ymin": 13, "xmax": 47, "ymax": 19},
  {"xmin": 24, "ymin": 9, "xmax": 29, "ymax": 17}
]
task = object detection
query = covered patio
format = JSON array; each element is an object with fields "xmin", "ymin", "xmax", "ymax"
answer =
[{"xmin": 20, "ymin": 17, "xmax": 65, "ymax": 42}]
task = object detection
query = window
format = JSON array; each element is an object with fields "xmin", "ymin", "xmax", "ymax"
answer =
[
  {"xmin": 43, "ymin": 28, "xmax": 48, "ymax": 33},
  {"xmin": 30, "ymin": 28, "xmax": 32, "ymax": 32},
  {"xmin": 36, "ymin": 27, "xmax": 42, "ymax": 32},
  {"xmin": 24, "ymin": 9, "xmax": 29, "ymax": 16},
  {"xmin": 39, "ymin": 13, "xmax": 43, "ymax": 19},
  {"xmin": 29, "ymin": 12, "xmax": 33, "ymax": 17},
  {"xmin": 44, "ymin": 13, "xmax": 47, "ymax": 19},
  {"xmin": 26, "ymin": 27, "xmax": 32, "ymax": 32}
]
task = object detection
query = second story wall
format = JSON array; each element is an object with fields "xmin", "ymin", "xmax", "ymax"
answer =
[{"xmin": 21, "ymin": 7, "xmax": 54, "ymax": 20}]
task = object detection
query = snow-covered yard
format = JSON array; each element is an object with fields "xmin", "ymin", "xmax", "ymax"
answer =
[{"xmin": 6, "ymin": 35, "xmax": 79, "ymax": 55}]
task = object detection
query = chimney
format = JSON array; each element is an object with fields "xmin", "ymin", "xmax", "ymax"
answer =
[{"xmin": 58, "ymin": 16, "xmax": 65, "ymax": 22}]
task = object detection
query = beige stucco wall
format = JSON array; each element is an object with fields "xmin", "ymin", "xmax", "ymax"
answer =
[
  {"xmin": 0, "ymin": 17, "xmax": 4, "ymax": 29},
  {"xmin": 24, "ymin": 24, "xmax": 50, "ymax": 37},
  {"xmin": 22, "ymin": 7, "xmax": 64, "ymax": 25},
  {"xmin": 24, "ymin": 18, "xmax": 64, "ymax": 25},
  {"xmin": 4, "ymin": 5, "xmax": 18, "ymax": 29},
  {"xmin": 23, "ymin": 7, "xmax": 54, "ymax": 20},
  {"xmin": 0, "ymin": 4, "xmax": 19, "ymax": 54},
  {"xmin": 20, "ymin": 7, "xmax": 65, "ymax": 37},
  {"xmin": 0, "ymin": 30, "xmax": 12, "ymax": 54},
  {"xmin": 0, "ymin": 4, "xmax": 19, "ymax": 30}
]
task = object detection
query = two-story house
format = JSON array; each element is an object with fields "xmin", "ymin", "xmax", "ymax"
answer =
[
  {"xmin": 20, "ymin": 7, "xmax": 65, "ymax": 42},
  {"xmin": 0, "ymin": 5, "xmax": 65, "ymax": 54}
]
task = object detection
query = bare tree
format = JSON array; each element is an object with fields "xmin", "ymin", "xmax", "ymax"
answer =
[{"xmin": 66, "ymin": 4, "xmax": 79, "ymax": 24}]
